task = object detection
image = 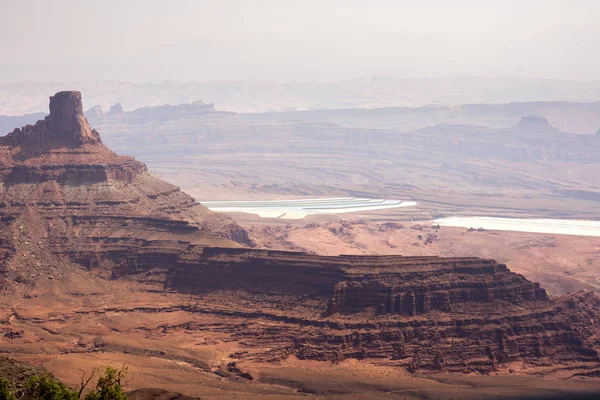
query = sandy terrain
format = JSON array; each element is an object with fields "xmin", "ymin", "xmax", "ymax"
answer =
[{"xmin": 4, "ymin": 273, "xmax": 599, "ymax": 400}]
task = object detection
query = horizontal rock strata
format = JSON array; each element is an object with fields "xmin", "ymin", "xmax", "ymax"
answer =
[
  {"xmin": 0, "ymin": 91, "xmax": 250, "ymax": 286},
  {"xmin": 155, "ymin": 247, "xmax": 600, "ymax": 372},
  {"xmin": 0, "ymin": 92, "xmax": 598, "ymax": 375}
]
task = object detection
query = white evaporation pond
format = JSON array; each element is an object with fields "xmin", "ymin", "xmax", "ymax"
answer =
[
  {"xmin": 201, "ymin": 198, "xmax": 417, "ymax": 219},
  {"xmin": 434, "ymin": 216, "xmax": 600, "ymax": 237}
]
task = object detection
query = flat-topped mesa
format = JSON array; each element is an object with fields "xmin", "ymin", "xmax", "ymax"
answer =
[
  {"xmin": 166, "ymin": 248, "xmax": 550, "ymax": 316},
  {"xmin": 6, "ymin": 91, "xmax": 101, "ymax": 146},
  {"xmin": 161, "ymin": 248, "xmax": 600, "ymax": 372},
  {"xmin": 514, "ymin": 115, "xmax": 558, "ymax": 133}
]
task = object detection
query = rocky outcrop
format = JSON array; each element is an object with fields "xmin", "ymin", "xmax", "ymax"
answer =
[
  {"xmin": 108, "ymin": 103, "xmax": 124, "ymax": 115},
  {"xmin": 325, "ymin": 256, "xmax": 548, "ymax": 315},
  {"xmin": 48, "ymin": 91, "xmax": 99, "ymax": 143},
  {"xmin": 515, "ymin": 115, "xmax": 556, "ymax": 131},
  {"xmin": 0, "ymin": 91, "xmax": 251, "ymax": 285},
  {"xmin": 168, "ymin": 250, "xmax": 548, "ymax": 313},
  {"xmin": 85, "ymin": 105, "xmax": 104, "ymax": 119},
  {"xmin": 0, "ymin": 113, "xmax": 45, "ymax": 136},
  {"xmin": 161, "ymin": 248, "xmax": 600, "ymax": 372},
  {"xmin": 2, "ymin": 91, "xmax": 101, "ymax": 147}
]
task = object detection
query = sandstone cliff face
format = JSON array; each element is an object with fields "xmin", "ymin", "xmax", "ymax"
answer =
[
  {"xmin": 0, "ymin": 91, "xmax": 251, "ymax": 285},
  {"xmin": 163, "ymin": 248, "xmax": 600, "ymax": 373},
  {"xmin": 3, "ymin": 91, "xmax": 101, "ymax": 147}
]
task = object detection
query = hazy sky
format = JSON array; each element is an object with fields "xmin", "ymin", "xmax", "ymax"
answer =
[{"xmin": 1, "ymin": 0, "xmax": 599, "ymax": 82}]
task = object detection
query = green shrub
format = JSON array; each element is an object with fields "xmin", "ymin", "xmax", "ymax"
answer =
[
  {"xmin": 84, "ymin": 366, "xmax": 128, "ymax": 400},
  {"xmin": 25, "ymin": 374, "xmax": 79, "ymax": 400},
  {"xmin": 0, "ymin": 377, "xmax": 17, "ymax": 400},
  {"xmin": 0, "ymin": 365, "xmax": 127, "ymax": 400}
]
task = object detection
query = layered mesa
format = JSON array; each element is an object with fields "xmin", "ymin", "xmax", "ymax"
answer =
[
  {"xmin": 164, "ymin": 247, "xmax": 600, "ymax": 372},
  {"xmin": 0, "ymin": 91, "xmax": 251, "ymax": 278}
]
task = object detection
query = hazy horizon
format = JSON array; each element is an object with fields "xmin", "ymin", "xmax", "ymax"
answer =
[
  {"xmin": 2, "ymin": 76, "xmax": 600, "ymax": 85},
  {"xmin": 2, "ymin": 0, "xmax": 599, "ymax": 82}
]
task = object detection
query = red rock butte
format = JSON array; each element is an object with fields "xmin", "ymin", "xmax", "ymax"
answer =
[
  {"xmin": 0, "ymin": 91, "xmax": 251, "ymax": 265},
  {"xmin": 4, "ymin": 91, "xmax": 101, "ymax": 147}
]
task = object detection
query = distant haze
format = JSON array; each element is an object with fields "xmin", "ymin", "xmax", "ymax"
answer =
[{"xmin": 1, "ymin": 0, "xmax": 599, "ymax": 82}]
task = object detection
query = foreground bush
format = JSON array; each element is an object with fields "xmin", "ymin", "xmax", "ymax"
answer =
[
  {"xmin": 25, "ymin": 374, "xmax": 79, "ymax": 400},
  {"xmin": 0, "ymin": 377, "xmax": 17, "ymax": 400},
  {"xmin": 84, "ymin": 366, "xmax": 127, "ymax": 400},
  {"xmin": 0, "ymin": 365, "xmax": 127, "ymax": 400}
]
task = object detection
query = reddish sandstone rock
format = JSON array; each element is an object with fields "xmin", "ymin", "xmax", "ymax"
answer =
[
  {"xmin": 0, "ymin": 91, "xmax": 251, "ymax": 287},
  {"xmin": 165, "ymin": 248, "xmax": 600, "ymax": 372},
  {"xmin": 4, "ymin": 91, "xmax": 100, "ymax": 147}
]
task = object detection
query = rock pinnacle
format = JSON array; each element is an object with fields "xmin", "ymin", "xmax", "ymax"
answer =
[{"xmin": 47, "ymin": 91, "xmax": 99, "ymax": 144}]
